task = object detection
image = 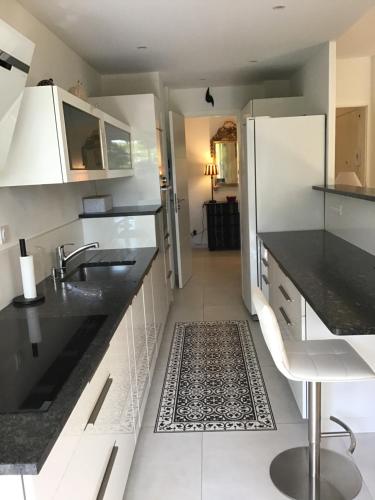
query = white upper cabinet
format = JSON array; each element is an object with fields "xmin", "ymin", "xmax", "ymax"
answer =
[{"xmin": 0, "ymin": 86, "xmax": 133, "ymax": 187}]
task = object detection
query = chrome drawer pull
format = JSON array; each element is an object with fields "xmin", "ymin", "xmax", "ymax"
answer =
[
  {"xmin": 278, "ymin": 285, "xmax": 292, "ymax": 302},
  {"xmin": 96, "ymin": 444, "xmax": 118, "ymax": 500},
  {"xmin": 279, "ymin": 307, "xmax": 293, "ymax": 327},
  {"xmin": 261, "ymin": 257, "xmax": 269, "ymax": 268},
  {"xmin": 262, "ymin": 274, "xmax": 269, "ymax": 285},
  {"xmin": 86, "ymin": 376, "xmax": 113, "ymax": 427}
]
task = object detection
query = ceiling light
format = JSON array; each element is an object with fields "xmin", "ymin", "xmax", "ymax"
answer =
[
  {"xmin": 249, "ymin": 60, "xmax": 258, "ymax": 63},
  {"xmin": 200, "ymin": 78, "xmax": 206, "ymax": 81},
  {"xmin": 137, "ymin": 45, "xmax": 148, "ymax": 50},
  {"xmin": 272, "ymin": 4, "xmax": 286, "ymax": 10}
]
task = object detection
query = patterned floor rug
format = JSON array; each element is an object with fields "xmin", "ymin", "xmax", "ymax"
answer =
[{"xmin": 155, "ymin": 320, "xmax": 276, "ymax": 433}]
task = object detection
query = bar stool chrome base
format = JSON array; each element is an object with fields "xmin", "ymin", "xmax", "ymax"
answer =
[{"xmin": 270, "ymin": 446, "xmax": 362, "ymax": 500}]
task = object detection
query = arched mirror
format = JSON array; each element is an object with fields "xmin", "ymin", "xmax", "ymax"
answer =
[{"xmin": 210, "ymin": 120, "xmax": 238, "ymax": 186}]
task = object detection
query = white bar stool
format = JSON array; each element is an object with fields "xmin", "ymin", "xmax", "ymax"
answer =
[{"xmin": 252, "ymin": 287, "xmax": 375, "ymax": 500}]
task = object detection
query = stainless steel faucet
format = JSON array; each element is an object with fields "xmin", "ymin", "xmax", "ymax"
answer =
[{"xmin": 53, "ymin": 242, "xmax": 99, "ymax": 279}]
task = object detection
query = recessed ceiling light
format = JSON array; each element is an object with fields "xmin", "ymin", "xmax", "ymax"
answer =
[
  {"xmin": 200, "ymin": 78, "xmax": 206, "ymax": 81},
  {"xmin": 136, "ymin": 45, "xmax": 148, "ymax": 50},
  {"xmin": 249, "ymin": 60, "xmax": 258, "ymax": 63},
  {"xmin": 272, "ymin": 4, "xmax": 286, "ymax": 9}
]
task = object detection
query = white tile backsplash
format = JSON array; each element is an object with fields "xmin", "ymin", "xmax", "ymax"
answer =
[
  {"xmin": 325, "ymin": 193, "xmax": 375, "ymax": 255},
  {"xmin": 0, "ymin": 219, "xmax": 84, "ymax": 310}
]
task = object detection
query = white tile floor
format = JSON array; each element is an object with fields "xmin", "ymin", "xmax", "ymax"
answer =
[{"xmin": 123, "ymin": 249, "xmax": 375, "ymax": 500}]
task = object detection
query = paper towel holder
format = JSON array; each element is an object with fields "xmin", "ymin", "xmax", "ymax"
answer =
[{"xmin": 12, "ymin": 239, "xmax": 45, "ymax": 307}]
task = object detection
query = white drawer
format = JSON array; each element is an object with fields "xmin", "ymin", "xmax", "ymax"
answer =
[
  {"xmin": 62, "ymin": 352, "xmax": 110, "ymax": 436},
  {"xmin": 23, "ymin": 352, "xmax": 111, "ymax": 500},
  {"xmin": 54, "ymin": 433, "xmax": 116, "ymax": 500}
]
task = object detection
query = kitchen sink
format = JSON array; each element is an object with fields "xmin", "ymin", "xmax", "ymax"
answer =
[{"xmin": 62, "ymin": 261, "xmax": 136, "ymax": 283}]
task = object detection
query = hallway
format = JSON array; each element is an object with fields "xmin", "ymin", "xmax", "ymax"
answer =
[{"xmin": 123, "ymin": 250, "xmax": 374, "ymax": 500}]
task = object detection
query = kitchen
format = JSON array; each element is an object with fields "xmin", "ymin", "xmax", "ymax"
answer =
[{"xmin": 1, "ymin": 1, "xmax": 375, "ymax": 499}]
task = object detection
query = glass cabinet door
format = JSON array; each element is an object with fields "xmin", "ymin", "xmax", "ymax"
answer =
[
  {"xmin": 63, "ymin": 102, "xmax": 104, "ymax": 171},
  {"xmin": 104, "ymin": 122, "xmax": 132, "ymax": 170}
]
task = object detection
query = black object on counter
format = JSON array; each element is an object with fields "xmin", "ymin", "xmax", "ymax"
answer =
[
  {"xmin": 205, "ymin": 201, "xmax": 240, "ymax": 251},
  {"xmin": 19, "ymin": 238, "xmax": 27, "ymax": 257}
]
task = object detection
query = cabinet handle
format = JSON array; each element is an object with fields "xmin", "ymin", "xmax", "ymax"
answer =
[
  {"xmin": 278, "ymin": 285, "xmax": 292, "ymax": 303},
  {"xmin": 167, "ymin": 270, "xmax": 173, "ymax": 279},
  {"xmin": 279, "ymin": 307, "xmax": 293, "ymax": 327},
  {"xmin": 164, "ymin": 232, "xmax": 170, "ymax": 240},
  {"xmin": 86, "ymin": 376, "xmax": 113, "ymax": 428},
  {"xmin": 165, "ymin": 244, "xmax": 171, "ymax": 251},
  {"xmin": 261, "ymin": 257, "xmax": 269, "ymax": 268},
  {"xmin": 96, "ymin": 444, "xmax": 118, "ymax": 500},
  {"xmin": 261, "ymin": 274, "xmax": 269, "ymax": 285}
]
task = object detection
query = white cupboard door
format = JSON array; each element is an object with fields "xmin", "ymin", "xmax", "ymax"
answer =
[
  {"xmin": 142, "ymin": 273, "xmax": 157, "ymax": 375},
  {"xmin": 169, "ymin": 110, "xmax": 192, "ymax": 288},
  {"xmin": 130, "ymin": 291, "xmax": 149, "ymax": 428}
]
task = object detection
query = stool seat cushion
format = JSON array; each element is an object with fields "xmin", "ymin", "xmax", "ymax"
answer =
[{"xmin": 285, "ymin": 339, "xmax": 375, "ymax": 382}]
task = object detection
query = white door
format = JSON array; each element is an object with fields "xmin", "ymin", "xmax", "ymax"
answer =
[{"xmin": 169, "ymin": 111, "xmax": 192, "ymax": 288}]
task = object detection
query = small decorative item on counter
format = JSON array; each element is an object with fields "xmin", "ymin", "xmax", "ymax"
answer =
[
  {"xmin": 37, "ymin": 78, "xmax": 54, "ymax": 86},
  {"xmin": 82, "ymin": 194, "xmax": 113, "ymax": 213},
  {"xmin": 226, "ymin": 196, "xmax": 237, "ymax": 203},
  {"xmin": 69, "ymin": 80, "xmax": 88, "ymax": 100},
  {"xmin": 13, "ymin": 239, "xmax": 45, "ymax": 307}
]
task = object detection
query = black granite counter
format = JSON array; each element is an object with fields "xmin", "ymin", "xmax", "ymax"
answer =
[
  {"xmin": 79, "ymin": 205, "xmax": 162, "ymax": 218},
  {"xmin": 258, "ymin": 230, "xmax": 375, "ymax": 336},
  {"xmin": 0, "ymin": 247, "xmax": 157, "ymax": 475},
  {"xmin": 312, "ymin": 185, "xmax": 375, "ymax": 202}
]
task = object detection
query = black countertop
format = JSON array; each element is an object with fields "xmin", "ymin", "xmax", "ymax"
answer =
[
  {"xmin": 79, "ymin": 205, "xmax": 162, "ymax": 218},
  {"xmin": 0, "ymin": 247, "xmax": 157, "ymax": 475},
  {"xmin": 312, "ymin": 185, "xmax": 375, "ymax": 202},
  {"xmin": 258, "ymin": 230, "xmax": 375, "ymax": 336}
]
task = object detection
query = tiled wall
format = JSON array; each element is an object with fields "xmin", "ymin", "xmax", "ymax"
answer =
[{"xmin": 0, "ymin": 220, "xmax": 84, "ymax": 310}]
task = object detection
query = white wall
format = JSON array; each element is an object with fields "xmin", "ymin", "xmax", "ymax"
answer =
[
  {"xmin": 1, "ymin": 0, "xmax": 101, "ymax": 94},
  {"xmin": 336, "ymin": 56, "xmax": 372, "ymax": 186},
  {"xmin": 101, "ymin": 72, "xmax": 163, "ymax": 100},
  {"xmin": 185, "ymin": 116, "xmax": 238, "ymax": 247},
  {"xmin": 0, "ymin": 1, "xmax": 102, "ymax": 308},
  {"xmin": 167, "ymin": 80, "xmax": 292, "ymax": 117},
  {"xmin": 291, "ymin": 42, "xmax": 336, "ymax": 183},
  {"xmin": 325, "ymin": 194, "xmax": 375, "ymax": 256}
]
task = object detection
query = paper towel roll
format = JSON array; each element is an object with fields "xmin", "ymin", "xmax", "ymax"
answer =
[{"xmin": 20, "ymin": 255, "xmax": 37, "ymax": 299}]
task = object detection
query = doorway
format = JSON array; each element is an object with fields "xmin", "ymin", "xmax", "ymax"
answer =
[
  {"xmin": 184, "ymin": 115, "xmax": 239, "ymax": 249},
  {"xmin": 335, "ymin": 106, "xmax": 367, "ymax": 186}
]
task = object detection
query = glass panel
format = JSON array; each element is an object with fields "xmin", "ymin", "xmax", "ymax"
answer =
[
  {"xmin": 105, "ymin": 122, "xmax": 132, "ymax": 170},
  {"xmin": 63, "ymin": 102, "xmax": 103, "ymax": 171}
]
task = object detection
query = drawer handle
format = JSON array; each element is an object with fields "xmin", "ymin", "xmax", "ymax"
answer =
[
  {"xmin": 167, "ymin": 270, "xmax": 173, "ymax": 279},
  {"xmin": 164, "ymin": 232, "xmax": 170, "ymax": 240},
  {"xmin": 96, "ymin": 443, "xmax": 118, "ymax": 500},
  {"xmin": 279, "ymin": 306, "xmax": 293, "ymax": 327},
  {"xmin": 261, "ymin": 257, "xmax": 269, "ymax": 268},
  {"xmin": 86, "ymin": 376, "xmax": 113, "ymax": 428},
  {"xmin": 279, "ymin": 285, "xmax": 292, "ymax": 303},
  {"xmin": 262, "ymin": 274, "xmax": 269, "ymax": 285}
]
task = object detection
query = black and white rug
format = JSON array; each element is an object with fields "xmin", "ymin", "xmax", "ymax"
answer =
[{"xmin": 155, "ymin": 320, "xmax": 276, "ymax": 433}]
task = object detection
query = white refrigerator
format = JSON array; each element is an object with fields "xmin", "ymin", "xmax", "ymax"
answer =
[{"xmin": 240, "ymin": 115, "xmax": 325, "ymax": 315}]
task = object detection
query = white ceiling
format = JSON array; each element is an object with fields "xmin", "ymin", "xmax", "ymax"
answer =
[
  {"xmin": 19, "ymin": 0, "xmax": 375, "ymax": 87},
  {"xmin": 337, "ymin": 6, "xmax": 375, "ymax": 58}
]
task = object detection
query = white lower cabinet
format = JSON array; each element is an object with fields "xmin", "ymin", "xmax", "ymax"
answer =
[
  {"xmin": 267, "ymin": 252, "xmax": 307, "ymax": 418},
  {"xmin": 5, "ymin": 255, "xmax": 170, "ymax": 500},
  {"xmin": 266, "ymin": 247, "xmax": 375, "ymax": 432}
]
